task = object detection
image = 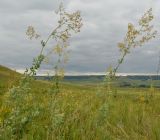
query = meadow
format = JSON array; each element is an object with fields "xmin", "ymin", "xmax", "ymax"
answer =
[
  {"xmin": 0, "ymin": 4, "xmax": 160, "ymax": 140},
  {"xmin": 0, "ymin": 65, "xmax": 160, "ymax": 140}
]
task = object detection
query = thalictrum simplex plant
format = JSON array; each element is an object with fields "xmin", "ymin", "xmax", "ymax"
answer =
[
  {"xmin": 105, "ymin": 8, "xmax": 157, "ymax": 96},
  {"xmin": 2, "ymin": 3, "xmax": 82, "ymax": 139}
]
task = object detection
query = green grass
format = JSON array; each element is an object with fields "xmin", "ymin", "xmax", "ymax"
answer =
[
  {"xmin": 0, "ymin": 66, "xmax": 160, "ymax": 140},
  {"xmin": 0, "ymin": 65, "xmax": 21, "ymax": 94}
]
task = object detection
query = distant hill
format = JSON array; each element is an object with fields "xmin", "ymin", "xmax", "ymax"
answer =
[
  {"xmin": 36, "ymin": 75, "xmax": 160, "ymax": 81},
  {"xmin": 35, "ymin": 75, "xmax": 160, "ymax": 88}
]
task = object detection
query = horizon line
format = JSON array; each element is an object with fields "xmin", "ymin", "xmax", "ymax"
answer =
[{"xmin": 14, "ymin": 69, "xmax": 159, "ymax": 76}]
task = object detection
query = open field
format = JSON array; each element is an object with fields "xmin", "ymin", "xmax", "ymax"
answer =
[
  {"xmin": 0, "ymin": 65, "xmax": 160, "ymax": 140},
  {"xmin": 1, "ymin": 1, "xmax": 160, "ymax": 139}
]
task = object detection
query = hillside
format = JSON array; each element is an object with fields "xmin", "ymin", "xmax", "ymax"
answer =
[
  {"xmin": 0, "ymin": 65, "xmax": 20, "ymax": 94},
  {"xmin": 0, "ymin": 65, "xmax": 160, "ymax": 139},
  {"xmin": 0, "ymin": 66, "xmax": 88, "ymax": 94},
  {"xmin": 0, "ymin": 65, "xmax": 21, "ymax": 79}
]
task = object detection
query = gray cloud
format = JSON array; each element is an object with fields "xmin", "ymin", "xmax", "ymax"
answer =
[{"xmin": 0, "ymin": 0, "xmax": 160, "ymax": 74}]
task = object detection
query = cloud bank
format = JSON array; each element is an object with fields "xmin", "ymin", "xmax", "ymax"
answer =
[{"xmin": 0, "ymin": 0, "xmax": 160, "ymax": 74}]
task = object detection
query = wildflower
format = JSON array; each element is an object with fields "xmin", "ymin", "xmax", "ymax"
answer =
[
  {"xmin": 26, "ymin": 26, "xmax": 40, "ymax": 40},
  {"xmin": 139, "ymin": 96, "xmax": 145, "ymax": 102},
  {"xmin": 26, "ymin": 26, "xmax": 35, "ymax": 39},
  {"xmin": 54, "ymin": 44, "xmax": 63, "ymax": 54}
]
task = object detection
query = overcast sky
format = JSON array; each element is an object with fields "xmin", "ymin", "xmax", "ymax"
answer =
[{"xmin": 0, "ymin": 0, "xmax": 160, "ymax": 75}]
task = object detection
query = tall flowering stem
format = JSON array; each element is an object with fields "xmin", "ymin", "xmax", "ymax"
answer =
[
  {"xmin": 105, "ymin": 8, "xmax": 157, "ymax": 94},
  {"xmin": 3, "ymin": 3, "xmax": 82, "ymax": 139}
]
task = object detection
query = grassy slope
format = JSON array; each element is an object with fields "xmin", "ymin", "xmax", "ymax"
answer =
[
  {"xmin": 0, "ymin": 65, "xmax": 21, "ymax": 94},
  {"xmin": 0, "ymin": 65, "xmax": 160, "ymax": 139}
]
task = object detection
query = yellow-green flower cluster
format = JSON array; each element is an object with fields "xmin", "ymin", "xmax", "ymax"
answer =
[{"xmin": 26, "ymin": 26, "xmax": 40, "ymax": 40}]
